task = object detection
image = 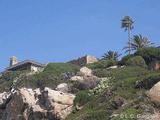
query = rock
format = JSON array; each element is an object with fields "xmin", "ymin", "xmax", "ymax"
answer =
[
  {"xmin": 77, "ymin": 76, "xmax": 101, "ymax": 90},
  {"xmin": 107, "ymin": 65, "xmax": 118, "ymax": 69},
  {"xmin": 70, "ymin": 76, "xmax": 84, "ymax": 82},
  {"xmin": 56, "ymin": 83, "xmax": 69, "ymax": 93},
  {"xmin": 0, "ymin": 87, "xmax": 75, "ymax": 120},
  {"xmin": 79, "ymin": 67, "xmax": 92, "ymax": 76},
  {"xmin": 147, "ymin": 81, "xmax": 160, "ymax": 101},
  {"xmin": 75, "ymin": 105, "xmax": 83, "ymax": 111},
  {"xmin": 0, "ymin": 92, "xmax": 11, "ymax": 109},
  {"xmin": 120, "ymin": 65, "xmax": 125, "ymax": 68}
]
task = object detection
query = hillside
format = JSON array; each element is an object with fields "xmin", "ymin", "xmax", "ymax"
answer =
[{"xmin": 0, "ymin": 47, "xmax": 160, "ymax": 120}]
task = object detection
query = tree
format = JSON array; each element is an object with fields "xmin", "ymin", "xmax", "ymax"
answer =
[
  {"xmin": 121, "ymin": 16, "xmax": 135, "ymax": 54},
  {"xmin": 102, "ymin": 50, "xmax": 121, "ymax": 61},
  {"xmin": 123, "ymin": 34, "xmax": 154, "ymax": 52}
]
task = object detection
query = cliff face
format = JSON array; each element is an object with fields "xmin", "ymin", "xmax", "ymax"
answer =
[{"xmin": 0, "ymin": 87, "xmax": 75, "ymax": 120}]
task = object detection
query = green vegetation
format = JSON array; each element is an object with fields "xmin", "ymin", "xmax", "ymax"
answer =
[
  {"xmin": 1, "ymin": 46, "xmax": 160, "ymax": 120},
  {"xmin": 113, "ymin": 108, "xmax": 142, "ymax": 120},
  {"xmin": 67, "ymin": 66, "xmax": 160, "ymax": 120},
  {"xmin": 123, "ymin": 34, "xmax": 154, "ymax": 53},
  {"xmin": 121, "ymin": 16, "xmax": 135, "ymax": 54},
  {"xmin": 43, "ymin": 63, "xmax": 80, "ymax": 76},
  {"xmin": 0, "ymin": 71, "xmax": 22, "ymax": 92},
  {"xmin": 86, "ymin": 60, "xmax": 117, "ymax": 70},
  {"xmin": 118, "ymin": 54, "xmax": 134, "ymax": 66},
  {"xmin": 0, "ymin": 63, "xmax": 80, "ymax": 91},
  {"xmin": 135, "ymin": 47, "xmax": 160, "ymax": 65},
  {"xmin": 22, "ymin": 63, "xmax": 80, "ymax": 89},
  {"xmin": 74, "ymin": 91, "xmax": 90, "ymax": 106},
  {"xmin": 132, "ymin": 34, "xmax": 154, "ymax": 50},
  {"xmin": 126, "ymin": 56, "xmax": 147, "ymax": 68},
  {"xmin": 101, "ymin": 50, "xmax": 121, "ymax": 61}
]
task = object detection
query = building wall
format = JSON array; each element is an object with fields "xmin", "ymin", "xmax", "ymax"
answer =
[
  {"xmin": 68, "ymin": 55, "xmax": 98, "ymax": 66},
  {"xmin": 10, "ymin": 63, "xmax": 31, "ymax": 71},
  {"xmin": 86, "ymin": 56, "xmax": 99, "ymax": 64},
  {"xmin": 9, "ymin": 63, "xmax": 41, "ymax": 72},
  {"xmin": 31, "ymin": 65, "xmax": 38, "ymax": 72}
]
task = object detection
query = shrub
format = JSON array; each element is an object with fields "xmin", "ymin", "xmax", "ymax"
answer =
[
  {"xmin": 0, "ymin": 71, "xmax": 21, "ymax": 82},
  {"xmin": 135, "ymin": 47, "xmax": 160, "ymax": 65},
  {"xmin": 43, "ymin": 63, "xmax": 80, "ymax": 76},
  {"xmin": 74, "ymin": 91, "xmax": 90, "ymax": 106},
  {"xmin": 90, "ymin": 77, "xmax": 112, "ymax": 95},
  {"xmin": 86, "ymin": 60, "xmax": 117, "ymax": 69},
  {"xmin": 93, "ymin": 69, "xmax": 110, "ymax": 78},
  {"xmin": 135, "ymin": 73, "xmax": 160, "ymax": 89},
  {"xmin": 126, "ymin": 56, "xmax": 147, "ymax": 68},
  {"xmin": 0, "ymin": 71, "xmax": 22, "ymax": 92},
  {"xmin": 118, "ymin": 54, "xmax": 134, "ymax": 65}
]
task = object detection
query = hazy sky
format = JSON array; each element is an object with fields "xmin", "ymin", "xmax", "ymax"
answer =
[{"xmin": 0, "ymin": 0, "xmax": 160, "ymax": 71}]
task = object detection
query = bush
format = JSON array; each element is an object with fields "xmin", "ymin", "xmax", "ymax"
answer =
[
  {"xmin": 135, "ymin": 47, "xmax": 160, "ymax": 65},
  {"xmin": 0, "ymin": 71, "xmax": 22, "ymax": 92},
  {"xmin": 90, "ymin": 77, "xmax": 111, "ymax": 95},
  {"xmin": 126, "ymin": 56, "xmax": 147, "ymax": 68},
  {"xmin": 74, "ymin": 91, "xmax": 90, "ymax": 106},
  {"xmin": 118, "ymin": 54, "xmax": 134, "ymax": 65},
  {"xmin": 86, "ymin": 60, "xmax": 117, "ymax": 69},
  {"xmin": 0, "ymin": 71, "xmax": 21, "ymax": 82},
  {"xmin": 93, "ymin": 69, "xmax": 110, "ymax": 78},
  {"xmin": 135, "ymin": 73, "xmax": 160, "ymax": 89},
  {"xmin": 43, "ymin": 63, "xmax": 80, "ymax": 76}
]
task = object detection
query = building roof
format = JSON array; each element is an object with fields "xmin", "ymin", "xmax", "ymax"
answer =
[{"xmin": 6, "ymin": 59, "xmax": 45, "ymax": 70}]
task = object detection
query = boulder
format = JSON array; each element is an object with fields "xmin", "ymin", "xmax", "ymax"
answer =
[
  {"xmin": 70, "ymin": 76, "xmax": 84, "ymax": 82},
  {"xmin": 0, "ymin": 92, "xmax": 11, "ymax": 109},
  {"xmin": 79, "ymin": 67, "xmax": 92, "ymax": 76},
  {"xmin": 0, "ymin": 87, "xmax": 75, "ymax": 120},
  {"xmin": 107, "ymin": 65, "xmax": 118, "ymax": 69},
  {"xmin": 147, "ymin": 81, "xmax": 160, "ymax": 101},
  {"xmin": 56, "ymin": 83, "xmax": 69, "ymax": 93},
  {"xmin": 77, "ymin": 76, "xmax": 101, "ymax": 90}
]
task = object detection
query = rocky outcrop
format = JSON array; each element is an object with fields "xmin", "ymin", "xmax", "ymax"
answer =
[
  {"xmin": 79, "ymin": 67, "xmax": 92, "ymax": 76},
  {"xmin": 0, "ymin": 87, "xmax": 75, "ymax": 120},
  {"xmin": 70, "ymin": 67, "xmax": 93, "ymax": 82},
  {"xmin": 147, "ymin": 81, "xmax": 160, "ymax": 101},
  {"xmin": 56, "ymin": 83, "xmax": 69, "ymax": 93},
  {"xmin": 0, "ymin": 92, "xmax": 11, "ymax": 109},
  {"xmin": 70, "ymin": 67, "xmax": 102, "ymax": 90},
  {"xmin": 70, "ymin": 76, "xmax": 84, "ymax": 82}
]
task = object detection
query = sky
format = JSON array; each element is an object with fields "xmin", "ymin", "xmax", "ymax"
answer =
[{"xmin": 0, "ymin": 0, "xmax": 160, "ymax": 71}]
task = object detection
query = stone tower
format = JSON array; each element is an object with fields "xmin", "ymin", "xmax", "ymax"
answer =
[{"xmin": 10, "ymin": 56, "xmax": 18, "ymax": 66}]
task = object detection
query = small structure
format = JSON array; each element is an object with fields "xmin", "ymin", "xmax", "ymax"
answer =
[
  {"xmin": 68, "ymin": 55, "xmax": 98, "ymax": 66},
  {"xmin": 6, "ymin": 56, "xmax": 45, "ymax": 72}
]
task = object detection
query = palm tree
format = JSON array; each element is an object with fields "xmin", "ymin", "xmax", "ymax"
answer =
[
  {"xmin": 121, "ymin": 16, "xmax": 135, "ymax": 54},
  {"xmin": 123, "ymin": 34, "xmax": 154, "ymax": 52},
  {"xmin": 102, "ymin": 50, "xmax": 121, "ymax": 61}
]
